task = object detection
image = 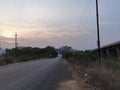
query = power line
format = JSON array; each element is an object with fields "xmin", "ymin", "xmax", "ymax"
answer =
[
  {"xmin": 82, "ymin": 0, "xmax": 95, "ymax": 28},
  {"xmin": 78, "ymin": 0, "xmax": 95, "ymax": 29}
]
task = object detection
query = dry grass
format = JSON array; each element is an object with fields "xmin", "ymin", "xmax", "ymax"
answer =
[
  {"xmin": 62, "ymin": 52, "xmax": 120, "ymax": 90},
  {"xmin": 57, "ymin": 60, "xmax": 95, "ymax": 90},
  {"xmin": 71, "ymin": 59, "xmax": 120, "ymax": 90}
]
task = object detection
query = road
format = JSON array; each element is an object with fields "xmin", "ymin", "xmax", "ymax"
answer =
[{"xmin": 0, "ymin": 56, "xmax": 72, "ymax": 90}]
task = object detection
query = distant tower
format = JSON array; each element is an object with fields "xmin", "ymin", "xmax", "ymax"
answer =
[
  {"xmin": 15, "ymin": 33, "xmax": 18, "ymax": 49},
  {"xmin": 0, "ymin": 43, "xmax": 1, "ymax": 48},
  {"xmin": 15, "ymin": 33, "xmax": 18, "ymax": 58},
  {"xmin": 0, "ymin": 38, "xmax": 1, "ymax": 48}
]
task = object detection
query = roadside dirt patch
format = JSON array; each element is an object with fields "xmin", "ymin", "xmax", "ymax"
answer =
[
  {"xmin": 56, "ymin": 60, "xmax": 95, "ymax": 90},
  {"xmin": 57, "ymin": 80, "xmax": 80, "ymax": 90}
]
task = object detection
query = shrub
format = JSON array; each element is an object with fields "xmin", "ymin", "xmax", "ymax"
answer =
[
  {"xmin": 0, "ymin": 46, "xmax": 58, "ymax": 65},
  {"xmin": 2, "ymin": 55, "xmax": 14, "ymax": 64},
  {"xmin": 62, "ymin": 51, "xmax": 97, "ymax": 64},
  {"xmin": 65, "ymin": 51, "xmax": 120, "ymax": 90}
]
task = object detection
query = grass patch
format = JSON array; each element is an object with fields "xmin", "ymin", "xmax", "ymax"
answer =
[{"xmin": 62, "ymin": 51, "xmax": 120, "ymax": 90}]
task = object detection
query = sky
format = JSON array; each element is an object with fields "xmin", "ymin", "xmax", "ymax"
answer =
[{"xmin": 0, "ymin": 0, "xmax": 120, "ymax": 50}]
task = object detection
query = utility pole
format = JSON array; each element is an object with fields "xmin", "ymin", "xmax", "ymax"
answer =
[
  {"xmin": 96, "ymin": 0, "xmax": 101, "ymax": 64},
  {"xmin": 15, "ymin": 33, "xmax": 18, "ymax": 58}
]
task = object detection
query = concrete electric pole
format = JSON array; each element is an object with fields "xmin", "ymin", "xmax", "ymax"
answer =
[{"xmin": 96, "ymin": 0, "xmax": 101, "ymax": 64}]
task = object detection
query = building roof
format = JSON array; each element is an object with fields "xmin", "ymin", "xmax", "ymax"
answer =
[
  {"xmin": 93, "ymin": 40, "xmax": 120, "ymax": 51},
  {"xmin": 101, "ymin": 40, "xmax": 120, "ymax": 49}
]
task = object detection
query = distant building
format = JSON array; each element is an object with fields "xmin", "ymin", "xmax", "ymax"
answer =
[{"xmin": 0, "ymin": 48, "xmax": 6, "ymax": 55}]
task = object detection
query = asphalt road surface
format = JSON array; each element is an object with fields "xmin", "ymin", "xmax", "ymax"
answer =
[{"xmin": 0, "ymin": 56, "xmax": 72, "ymax": 90}]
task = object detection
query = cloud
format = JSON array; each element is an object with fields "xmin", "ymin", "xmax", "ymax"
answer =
[
  {"xmin": 1, "ymin": 0, "xmax": 113, "ymax": 50},
  {"xmin": 0, "ymin": 22, "xmax": 91, "ymax": 49}
]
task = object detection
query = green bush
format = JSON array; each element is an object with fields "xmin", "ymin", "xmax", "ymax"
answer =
[
  {"xmin": 62, "ymin": 52, "xmax": 72, "ymax": 59},
  {"xmin": 62, "ymin": 51, "xmax": 97, "ymax": 64},
  {"xmin": 2, "ymin": 55, "xmax": 14, "ymax": 64},
  {"xmin": 0, "ymin": 46, "xmax": 58, "ymax": 65}
]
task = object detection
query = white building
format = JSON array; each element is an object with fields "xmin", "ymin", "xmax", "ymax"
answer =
[{"xmin": 0, "ymin": 48, "xmax": 6, "ymax": 55}]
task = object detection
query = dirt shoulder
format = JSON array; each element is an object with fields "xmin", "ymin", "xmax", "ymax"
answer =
[{"xmin": 56, "ymin": 60, "xmax": 95, "ymax": 90}]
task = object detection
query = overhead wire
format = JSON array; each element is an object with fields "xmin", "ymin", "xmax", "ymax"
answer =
[
  {"xmin": 78, "ymin": 0, "xmax": 95, "ymax": 30},
  {"xmin": 82, "ymin": 0, "xmax": 95, "ymax": 28},
  {"xmin": 79, "ymin": 0, "xmax": 90, "ymax": 25}
]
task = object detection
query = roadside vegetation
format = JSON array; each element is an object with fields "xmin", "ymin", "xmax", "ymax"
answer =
[
  {"xmin": 0, "ymin": 46, "xmax": 58, "ymax": 65},
  {"xmin": 62, "ymin": 51, "xmax": 120, "ymax": 90}
]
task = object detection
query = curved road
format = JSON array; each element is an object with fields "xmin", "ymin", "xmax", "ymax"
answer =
[{"xmin": 0, "ymin": 56, "xmax": 72, "ymax": 90}]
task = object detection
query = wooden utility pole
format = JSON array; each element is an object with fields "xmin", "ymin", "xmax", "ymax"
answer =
[{"xmin": 96, "ymin": 0, "xmax": 101, "ymax": 64}]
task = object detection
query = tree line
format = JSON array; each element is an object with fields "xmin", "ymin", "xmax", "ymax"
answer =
[{"xmin": 0, "ymin": 46, "xmax": 58, "ymax": 65}]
